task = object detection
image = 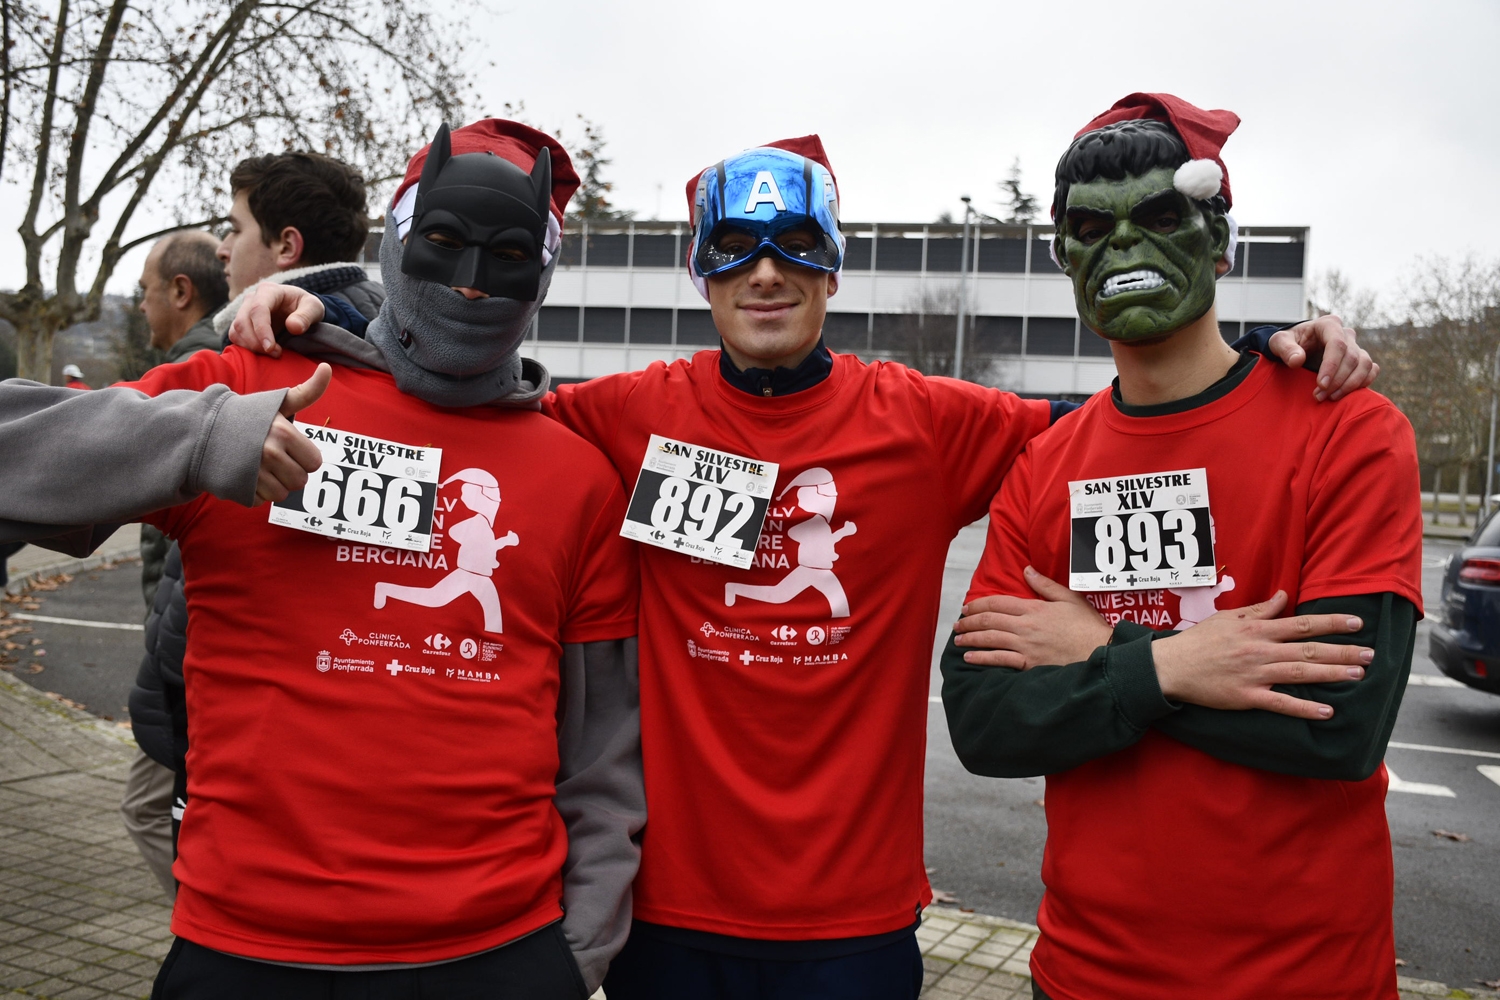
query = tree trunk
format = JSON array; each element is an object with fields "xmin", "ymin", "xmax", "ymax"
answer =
[
  {"xmin": 1432, "ymin": 466, "xmax": 1443, "ymax": 525},
  {"xmin": 1459, "ymin": 462, "xmax": 1470, "ymax": 527},
  {"xmin": 14, "ymin": 312, "xmax": 59, "ymax": 384}
]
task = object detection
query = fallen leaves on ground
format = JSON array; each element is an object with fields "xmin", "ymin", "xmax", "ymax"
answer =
[
  {"xmin": 931, "ymin": 890, "xmax": 958, "ymax": 904},
  {"xmin": 25, "ymin": 664, "xmax": 44, "ymax": 674},
  {"xmin": 1432, "ymin": 829, "xmax": 1471, "ymax": 842},
  {"xmin": 1478, "ymin": 978, "xmax": 1500, "ymax": 989},
  {"xmin": 1395, "ymin": 958, "xmax": 1407, "ymax": 967},
  {"xmin": 41, "ymin": 691, "xmax": 84, "ymax": 711}
]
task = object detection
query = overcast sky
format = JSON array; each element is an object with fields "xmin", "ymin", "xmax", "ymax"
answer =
[
  {"xmin": 4, "ymin": 0, "xmax": 1494, "ymax": 305},
  {"xmin": 464, "ymin": 0, "xmax": 1497, "ymax": 303}
]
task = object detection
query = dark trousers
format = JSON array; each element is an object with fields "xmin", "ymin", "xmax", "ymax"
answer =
[
  {"xmin": 150, "ymin": 923, "xmax": 587, "ymax": 1000},
  {"xmin": 602, "ymin": 928, "xmax": 923, "ymax": 1000}
]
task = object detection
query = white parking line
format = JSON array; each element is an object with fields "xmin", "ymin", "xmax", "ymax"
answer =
[
  {"xmin": 9, "ymin": 613, "xmax": 143, "ymax": 632},
  {"xmin": 1406, "ymin": 675, "xmax": 1466, "ymax": 687},
  {"xmin": 1479, "ymin": 765, "xmax": 1500, "ymax": 789},
  {"xmin": 1389, "ymin": 741, "xmax": 1500, "ymax": 760},
  {"xmin": 1386, "ymin": 768, "xmax": 1456, "ymax": 797}
]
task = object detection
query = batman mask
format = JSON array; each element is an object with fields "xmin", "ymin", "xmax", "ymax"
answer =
[{"xmin": 400, "ymin": 123, "xmax": 553, "ymax": 301}]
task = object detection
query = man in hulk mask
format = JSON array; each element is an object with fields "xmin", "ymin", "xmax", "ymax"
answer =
[{"xmin": 944, "ymin": 94, "xmax": 1423, "ymax": 1000}]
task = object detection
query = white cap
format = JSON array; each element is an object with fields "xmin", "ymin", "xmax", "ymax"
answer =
[{"xmin": 62, "ymin": 364, "xmax": 84, "ymax": 379}]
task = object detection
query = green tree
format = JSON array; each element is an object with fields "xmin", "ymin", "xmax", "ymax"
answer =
[
  {"xmin": 568, "ymin": 115, "xmax": 632, "ymax": 222},
  {"xmin": 999, "ymin": 157, "xmax": 1039, "ymax": 225}
]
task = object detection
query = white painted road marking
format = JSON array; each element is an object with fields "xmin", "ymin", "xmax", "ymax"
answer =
[
  {"xmin": 1406, "ymin": 675, "xmax": 1466, "ymax": 687},
  {"xmin": 1389, "ymin": 741, "xmax": 1500, "ymax": 761},
  {"xmin": 8, "ymin": 613, "xmax": 143, "ymax": 632},
  {"xmin": 1479, "ymin": 765, "xmax": 1500, "ymax": 789},
  {"xmin": 1386, "ymin": 768, "xmax": 1457, "ymax": 797}
]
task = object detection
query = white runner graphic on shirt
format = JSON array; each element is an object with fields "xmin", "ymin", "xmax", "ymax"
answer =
[
  {"xmin": 725, "ymin": 468, "xmax": 857, "ymax": 618},
  {"xmin": 373, "ymin": 469, "xmax": 515, "ymax": 634},
  {"xmin": 1068, "ymin": 467, "xmax": 1216, "ymax": 592}
]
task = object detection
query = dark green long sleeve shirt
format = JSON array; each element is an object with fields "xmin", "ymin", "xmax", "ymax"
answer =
[{"xmin": 941, "ymin": 592, "xmax": 1416, "ymax": 782}]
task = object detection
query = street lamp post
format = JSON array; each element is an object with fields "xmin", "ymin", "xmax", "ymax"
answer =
[
  {"xmin": 1485, "ymin": 342, "xmax": 1500, "ymax": 521},
  {"xmin": 953, "ymin": 196, "xmax": 973, "ymax": 380}
]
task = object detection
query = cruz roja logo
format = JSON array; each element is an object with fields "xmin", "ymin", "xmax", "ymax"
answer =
[
  {"xmin": 386, "ymin": 658, "xmax": 405, "ymax": 677},
  {"xmin": 315, "ymin": 650, "xmax": 332, "ymax": 673}
]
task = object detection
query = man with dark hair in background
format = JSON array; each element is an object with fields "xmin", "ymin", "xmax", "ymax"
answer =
[
  {"xmin": 123, "ymin": 229, "xmax": 231, "ymax": 899},
  {"xmin": 216, "ymin": 151, "xmax": 383, "ymax": 338}
]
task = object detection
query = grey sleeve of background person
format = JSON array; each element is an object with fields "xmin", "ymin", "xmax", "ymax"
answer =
[
  {"xmin": 0, "ymin": 379, "xmax": 283, "ymax": 550},
  {"xmin": 553, "ymin": 637, "xmax": 645, "ymax": 993}
]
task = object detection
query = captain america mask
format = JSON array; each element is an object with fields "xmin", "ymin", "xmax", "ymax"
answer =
[
  {"xmin": 400, "ymin": 122, "xmax": 553, "ymax": 301},
  {"xmin": 690, "ymin": 147, "xmax": 844, "ymax": 279}
]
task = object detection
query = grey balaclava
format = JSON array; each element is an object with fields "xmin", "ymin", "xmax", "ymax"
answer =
[{"xmin": 365, "ymin": 207, "xmax": 552, "ymax": 408}]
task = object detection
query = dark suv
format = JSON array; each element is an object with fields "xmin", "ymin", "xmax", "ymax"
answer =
[{"xmin": 1430, "ymin": 510, "xmax": 1500, "ymax": 695}]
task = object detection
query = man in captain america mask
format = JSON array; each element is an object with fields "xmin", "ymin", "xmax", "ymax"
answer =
[{"xmin": 687, "ymin": 145, "xmax": 844, "ymax": 302}]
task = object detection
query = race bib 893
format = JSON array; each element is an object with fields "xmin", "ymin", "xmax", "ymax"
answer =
[
  {"xmin": 1068, "ymin": 468, "xmax": 1216, "ymax": 592},
  {"xmin": 269, "ymin": 422, "xmax": 442, "ymax": 552}
]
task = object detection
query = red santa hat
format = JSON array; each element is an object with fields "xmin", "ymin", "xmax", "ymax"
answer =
[
  {"xmin": 682, "ymin": 133, "xmax": 839, "ymax": 220},
  {"xmin": 1066, "ymin": 93, "xmax": 1239, "ymax": 213},
  {"xmin": 390, "ymin": 119, "xmax": 580, "ymax": 262}
]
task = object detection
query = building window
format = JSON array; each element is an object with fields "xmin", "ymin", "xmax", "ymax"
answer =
[
  {"xmin": 925, "ymin": 237, "xmax": 963, "ymax": 272},
  {"xmin": 875, "ymin": 236, "xmax": 923, "ymax": 272},
  {"xmin": 559, "ymin": 234, "xmax": 583, "ymax": 267},
  {"xmin": 630, "ymin": 308, "xmax": 674, "ymax": 344},
  {"xmin": 1247, "ymin": 242, "xmax": 1303, "ymax": 278},
  {"xmin": 586, "ymin": 234, "xmax": 629, "ymax": 267},
  {"xmin": 823, "ymin": 313, "xmax": 868, "ymax": 352},
  {"xmin": 1027, "ymin": 317, "xmax": 1076, "ymax": 355},
  {"xmin": 632, "ymin": 234, "xmax": 680, "ymax": 268},
  {"xmin": 974, "ymin": 316, "xmax": 1022, "ymax": 354},
  {"xmin": 1030, "ymin": 239, "xmax": 1062, "ymax": 274},
  {"xmin": 976, "ymin": 238, "xmax": 1027, "ymax": 273},
  {"xmin": 676, "ymin": 310, "xmax": 719, "ymax": 345},
  {"xmin": 1217, "ymin": 320, "xmax": 1243, "ymax": 343},
  {"xmin": 1078, "ymin": 328, "xmax": 1112, "ymax": 356},
  {"xmin": 844, "ymin": 236, "xmax": 873, "ymax": 271},
  {"xmin": 538, "ymin": 306, "xmax": 580, "ymax": 341},
  {"xmin": 583, "ymin": 306, "xmax": 626, "ymax": 343}
]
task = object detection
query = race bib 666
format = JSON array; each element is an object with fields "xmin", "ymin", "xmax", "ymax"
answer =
[
  {"xmin": 1068, "ymin": 468, "xmax": 1216, "ymax": 592},
  {"xmin": 269, "ymin": 422, "xmax": 442, "ymax": 552}
]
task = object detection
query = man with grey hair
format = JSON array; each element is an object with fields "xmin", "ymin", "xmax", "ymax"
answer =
[{"xmin": 122, "ymin": 229, "xmax": 229, "ymax": 899}]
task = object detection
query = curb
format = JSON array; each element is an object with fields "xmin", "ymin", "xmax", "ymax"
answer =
[
  {"xmin": 0, "ymin": 668, "xmax": 139, "ymax": 748},
  {"xmin": 4, "ymin": 547, "xmax": 140, "ymax": 596}
]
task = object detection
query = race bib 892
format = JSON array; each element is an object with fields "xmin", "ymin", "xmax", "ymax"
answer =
[
  {"xmin": 620, "ymin": 435, "xmax": 779, "ymax": 570},
  {"xmin": 1068, "ymin": 468, "xmax": 1216, "ymax": 592},
  {"xmin": 269, "ymin": 422, "xmax": 442, "ymax": 552}
]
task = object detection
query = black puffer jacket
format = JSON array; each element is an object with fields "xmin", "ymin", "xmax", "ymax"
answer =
[{"xmin": 128, "ymin": 544, "xmax": 188, "ymax": 772}]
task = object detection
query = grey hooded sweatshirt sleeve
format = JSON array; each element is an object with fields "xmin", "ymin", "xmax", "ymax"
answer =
[
  {"xmin": 0, "ymin": 378, "xmax": 281, "ymax": 549},
  {"xmin": 555, "ymin": 638, "xmax": 645, "ymax": 992}
]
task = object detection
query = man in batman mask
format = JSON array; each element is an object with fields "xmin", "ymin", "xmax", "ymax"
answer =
[{"xmin": 0, "ymin": 120, "xmax": 644, "ymax": 998}]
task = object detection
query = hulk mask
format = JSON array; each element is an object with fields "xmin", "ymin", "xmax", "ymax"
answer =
[{"xmin": 1058, "ymin": 165, "xmax": 1230, "ymax": 343}]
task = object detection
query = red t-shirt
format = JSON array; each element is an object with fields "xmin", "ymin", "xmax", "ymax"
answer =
[
  {"xmin": 549, "ymin": 350, "xmax": 1051, "ymax": 938},
  {"xmin": 966, "ymin": 358, "xmax": 1423, "ymax": 1000},
  {"xmin": 127, "ymin": 348, "xmax": 637, "ymax": 964}
]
